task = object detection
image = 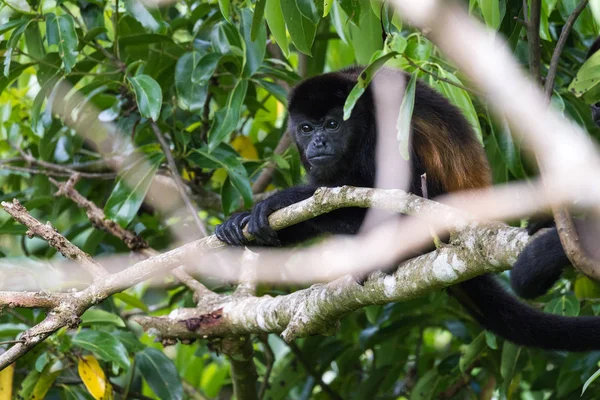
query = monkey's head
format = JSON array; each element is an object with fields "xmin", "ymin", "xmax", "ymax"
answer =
[{"xmin": 287, "ymin": 71, "xmax": 374, "ymax": 181}]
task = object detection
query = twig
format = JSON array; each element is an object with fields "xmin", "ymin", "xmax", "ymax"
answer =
[
  {"xmin": 0, "ymin": 164, "xmax": 116, "ymax": 179},
  {"xmin": 0, "ymin": 292, "xmax": 69, "ymax": 308},
  {"xmin": 252, "ymin": 133, "xmax": 292, "ymax": 194},
  {"xmin": 527, "ymin": 0, "xmax": 542, "ymax": 83},
  {"xmin": 287, "ymin": 342, "xmax": 343, "ymax": 400},
  {"xmin": 1, "ymin": 199, "xmax": 108, "ymax": 279},
  {"xmin": 150, "ymin": 121, "xmax": 208, "ymax": 237},
  {"xmin": 258, "ymin": 334, "xmax": 275, "ymax": 400},
  {"xmin": 50, "ymin": 175, "xmax": 148, "ymax": 250},
  {"xmin": 544, "ymin": 0, "xmax": 589, "ymax": 98},
  {"xmin": 401, "ymin": 55, "xmax": 483, "ymax": 96},
  {"xmin": 182, "ymin": 380, "xmax": 210, "ymax": 400}
]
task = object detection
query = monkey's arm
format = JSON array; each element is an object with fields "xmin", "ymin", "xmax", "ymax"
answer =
[{"xmin": 216, "ymin": 185, "xmax": 318, "ymax": 246}]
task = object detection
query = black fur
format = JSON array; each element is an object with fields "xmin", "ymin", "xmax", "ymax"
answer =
[{"xmin": 216, "ymin": 66, "xmax": 600, "ymax": 351}]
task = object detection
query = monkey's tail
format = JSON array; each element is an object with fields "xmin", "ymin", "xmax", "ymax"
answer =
[
  {"xmin": 509, "ymin": 227, "xmax": 570, "ymax": 299},
  {"xmin": 453, "ymin": 274, "xmax": 600, "ymax": 351}
]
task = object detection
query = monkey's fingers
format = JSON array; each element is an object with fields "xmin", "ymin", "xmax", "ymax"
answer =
[
  {"xmin": 216, "ymin": 212, "xmax": 251, "ymax": 245},
  {"xmin": 248, "ymin": 202, "xmax": 281, "ymax": 246}
]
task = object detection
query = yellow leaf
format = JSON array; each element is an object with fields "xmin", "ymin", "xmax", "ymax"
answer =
[
  {"xmin": 0, "ymin": 364, "xmax": 14, "ymax": 400},
  {"xmin": 231, "ymin": 136, "xmax": 259, "ymax": 160},
  {"xmin": 78, "ymin": 355, "xmax": 113, "ymax": 400}
]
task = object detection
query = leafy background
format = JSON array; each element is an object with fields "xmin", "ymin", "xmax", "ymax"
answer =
[{"xmin": 2, "ymin": 0, "xmax": 600, "ymax": 399}]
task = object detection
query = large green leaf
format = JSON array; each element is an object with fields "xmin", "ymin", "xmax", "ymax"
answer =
[
  {"xmin": 207, "ymin": 79, "xmax": 248, "ymax": 150},
  {"xmin": 349, "ymin": 0, "xmax": 383, "ymax": 64},
  {"xmin": 125, "ymin": 0, "xmax": 166, "ymax": 32},
  {"xmin": 500, "ymin": 342, "xmax": 522, "ymax": 395},
  {"xmin": 73, "ymin": 330, "xmax": 131, "ymax": 370},
  {"xmin": 544, "ymin": 294, "xmax": 580, "ymax": 316},
  {"xmin": 136, "ymin": 348, "xmax": 183, "ymax": 400},
  {"xmin": 265, "ymin": 0, "xmax": 289, "ymax": 56},
  {"xmin": 175, "ymin": 51, "xmax": 209, "ymax": 112},
  {"xmin": 3, "ymin": 20, "xmax": 29, "ymax": 77},
  {"xmin": 281, "ymin": 0, "xmax": 317, "ymax": 55},
  {"xmin": 478, "ymin": 0, "xmax": 501, "ymax": 29},
  {"xmin": 46, "ymin": 13, "xmax": 78, "ymax": 73},
  {"xmin": 128, "ymin": 75, "xmax": 163, "ymax": 121},
  {"xmin": 80, "ymin": 309, "xmax": 126, "ymax": 327},
  {"xmin": 569, "ymin": 51, "xmax": 600, "ymax": 102},
  {"xmin": 104, "ymin": 153, "xmax": 164, "ymax": 227}
]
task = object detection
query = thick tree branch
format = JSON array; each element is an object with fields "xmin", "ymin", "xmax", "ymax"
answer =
[{"xmin": 527, "ymin": 0, "xmax": 542, "ymax": 83}]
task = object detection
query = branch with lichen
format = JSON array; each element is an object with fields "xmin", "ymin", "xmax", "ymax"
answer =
[{"xmin": 0, "ymin": 186, "xmax": 528, "ymax": 371}]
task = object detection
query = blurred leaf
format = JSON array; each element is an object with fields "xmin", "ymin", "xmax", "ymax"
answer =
[
  {"xmin": 231, "ymin": 135, "xmax": 259, "ymax": 160},
  {"xmin": 113, "ymin": 292, "xmax": 149, "ymax": 312},
  {"xmin": 80, "ymin": 309, "xmax": 126, "ymax": 327},
  {"xmin": 500, "ymin": 342, "xmax": 522, "ymax": 394},
  {"xmin": 73, "ymin": 330, "xmax": 131, "ymax": 370},
  {"xmin": 4, "ymin": 0, "xmax": 31, "ymax": 14},
  {"xmin": 569, "ymin": 51, "xmax": 600, "ymax": 99},
  {"xmin": 208, "ymin": 79, "xmax": 249, "ymax": 150},
  {"xmin": 460, "ymin": 332, "xmax": 486, "ymax": 372},
  {"xmin": 78, "ymin": 355, "xmax": 114, "ymax": 400},
  {"xmin": 24, "ymin": 22, "xmax": 45, "ymax": 60},
  {"xmin": 582, "ymin": 367, "xmax": 600, "ymax": 395},
  {"xmin": 46, "ymin": 13, "xmax": 78, "ymax": 73},
  {"xmin": 281, "ymin": 0, "xmax": 317, "ymax": 55},
  {"xmin": 487, "ymin": 110, "xmax": 525, "ymax": 178},
  {"xmin": 31, "ymin": 365, "xmax": 61, "ymax": 400},
  {"xmin": 3, "ymin": 20, "xmax": 29, "ymax": 77},
  {"xmin": 112, "ymin": 331, "xmax": 147, "ymax": 353},
  {"xmin": 125, "ymin": 0, "xmax": 165, "ymax": 32},
  {"xmin": 410, "ymin": 369, "xmax": 440, "ymax": 400},
  {"xmin": 136, "ymin": 348, "xmax": 183, "ymax": 400},
  {"xmin": 221, "ymin": 176, "xmax": 240, "ymax": 215},
  {"xmin": 104, "ymin": 154, "xmax": 163, "ymax": 227},
  {"xmin": 349, "ymin": 0, "xmax": 383, "ymax": 64},
  {"xmin": 544, "ymin": 294, "xmax": 580, "ymax": 316},
  {"xmin": 218, "ymin": 0, "xmax": 231, "ymax": 22},
  {"xmin": 128, "ymin": 75, "xmax": 163, "ymax": 121},
  {"xmin": 575, "ymin": 276, "xmax": 600, "ymax": 299},
  {"xmin": 323, "ymin": 0, "xmax": 333, "ymax": 16},
  {"xmin": 251, "ymin": 0, "xmax": 267, "ymax": 41},
  {"xmin": 478, "ymin": 0, "xmax": 501, "ymax": 29}
]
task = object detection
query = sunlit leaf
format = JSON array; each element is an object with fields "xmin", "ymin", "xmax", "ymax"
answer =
[
  {"xmin": 0, "ymin": 364, "xmax": 14, "ymax": 400},
  {"xmin": 265, "ymin": 0, "xmax": 289, "ymax": 56},
  {"xmin": 281, "ymin": 0, "xmax": 317, "ymax": 55},
  {"xmin": 78, "ymin": 355, "xmax": 114, "ymax": 400},
  {"xmin": 397, "ymin": 72, "xmax": 417, "ymax": 161},
  {"xmin": 80, "ymin": 309, "xmax": 126, "ymax": 327}
]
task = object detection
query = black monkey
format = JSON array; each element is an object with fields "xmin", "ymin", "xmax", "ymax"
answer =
[
  {"xmin": 217, "ymin": 66, "xmax": 600, "ymax": 351},
  {"xmin": 510, "ymin": 36, "xmax": 600, "ymax": 299}
]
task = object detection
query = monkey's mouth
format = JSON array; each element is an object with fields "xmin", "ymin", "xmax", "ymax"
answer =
[{"xmin": 308, "ymin": 155, "xmax": 337, "ymax": 166}]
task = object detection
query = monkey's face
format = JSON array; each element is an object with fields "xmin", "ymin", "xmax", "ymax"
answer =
[{"xmin": 290, "ymin": 109, "xmax": 353, "ymax": 169}]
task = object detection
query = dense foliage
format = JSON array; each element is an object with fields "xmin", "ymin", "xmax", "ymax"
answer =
[{"xmin": 3, "ymin": 0, "xmax": 600, "ymax": 398}]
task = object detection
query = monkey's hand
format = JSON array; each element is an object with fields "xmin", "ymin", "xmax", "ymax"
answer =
[
  {"xmin": 214, "ymin": 199, "xmax": 282, "ymax": 246},
  {"xmin": 215, "ymin": 212, "xmax": 251, "ymax": 246}
]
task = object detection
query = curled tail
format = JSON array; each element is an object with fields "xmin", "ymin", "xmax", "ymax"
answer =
[
  {"xmin": 454, "ymin": 275, "xmax": 600, "ymax": 351},
  {"xmin": 510, "ymin": 227, "xmax": 570, "ymax": 299}
]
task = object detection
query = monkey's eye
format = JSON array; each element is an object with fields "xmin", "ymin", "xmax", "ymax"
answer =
[
  {"xmin": 325, "ymin": 120, "xmax": 339, "ymax": 130},
  {"xmin": 300, "ymin": 124, "xmax": 314, "ymax": 133}
]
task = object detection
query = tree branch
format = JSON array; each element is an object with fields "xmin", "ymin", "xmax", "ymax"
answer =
[
  {"xmin": 544, "ymin": 0, "xmax": 589, "ymax": 98},
  {"xmin": 527, "ymin": 0, "xmax": 542, "ymax": 83}
]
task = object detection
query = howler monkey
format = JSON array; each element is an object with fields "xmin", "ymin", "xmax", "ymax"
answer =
[{"xmin": 216, "ymin": 66, "xmax": 600, "ymax": 351}]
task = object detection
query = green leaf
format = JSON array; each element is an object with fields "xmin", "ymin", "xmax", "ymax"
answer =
[
  {"xmin": 0, "ymin": 18, "xmax": 27, "ymax": 35},
  {"xmin": 104, "ymin": 154, "xmax": 163, "ymax": 227},
  {"xmin": 136, "ymin": 348, "xmax": 183, "ymax": 400},
  {"xmin": 73, "ymin": 330, "xmax": 131, "ymax": 370},
  {"xmin": 343, "ymin": 52, "xmax": 399, "ymax": 120},
  {"xmin": 113, "ymin": 292, "xmax": 149, "ymax": 311},
  {"xmin": 128, "ymin": 75, "xmax": 163, "ymax": 121},
  {"xmin": 176, "ymin": 51, "xmax": 209, "ymax": 112},
  {"xmin": 220, "ymin": 176, "xmax": 240, "ymax": 215},
  {"xmin": 207, "ymin": 79, "xmax": 249, "ymax": 151},
  {"xmin": 4, "ymin": 0, "xmax": 32, "ymax": 14},
  {"xmin": 500, "ymin": 342, "xmax": 522, "ymax": 394},
  {"xmin": 251, "ymin": 0, "xmax": 267, "ymax": 41},
  {"xmin": 195, "ymin": 146, "xmax": 253, "ymax": 208},
  {"xmin": 218, "ymin": 0, "xmax": 231, "ymax": 22},
  {"xmin": 485, "ymin": 331, "xmax": 497, "ymax": 350},
  {"xmin": 583, "ymin": 367, "xmax": 600, "ymax": 395},
  {"xmin": 265, "ymin": 0, "xmax": 289, "ymax": 56},
  {"xmin": 574, "ymin": 276, "xmax": 600, "ymax": 299},
  {"xmin": 323, "ymin": 0, "xmax": 333, "ymax": 16},
  {"xmin": 569, "ymin": 51, "xmax": 600, "ymax": 99},
  {"xmin": 241, "ymin": 8, "xmax": 266, "ymax": 78},
  {"xmin": 397, "ymin": 72, "xmax": 417, "ymax": 161},
  {"xmin": 125, "ymin": 0, "xmax": 165, "ymax": 32},
  {"xmin": 297, "ymin": 0, "xmax": 320, "ymax": 25},
  {"xmin": 80, "ymin": 309, "xmax": 126, "ymax": 327},
  {"xmin": 24, "ymin": 22, "xmax": 45, "ymax": 60},
  {"xmin": 46, "ymin": 14, "xmax": 78, "ymax": 73},
  {"xmin": 349, "ymin": 0, "xmax": 383, "ymax": 64},
  {"xmin": 410, "ymin": 369, "xmax": 440, "ymax": 400},
  {"xmin": 256, "ymin": 79, "xmax": 288, "ymax": 106},
  {"xmin": 544, "ymin": 294, "xmax": 580, "ymax": 316},
  {"xmin": 281, "ymin": 0, "xmax": 317, "ymax": 55},
  {"xmin": 113, "ymin": 330, "xmax": 147, "ymax": 353},
  {"xmin": 459, "ymin": 332, "xmax": 486, "ymax": 372},
  {"xmin": 478, "ymin": 0, "xmax": 501, "ymax": 29},
  {"xmin": 487, "ymin": 110, "xmax": 525, "ymax": 178},
  {"xmin": 3, "ymin": 20, "xmax": 29, "ymax": 77}
]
